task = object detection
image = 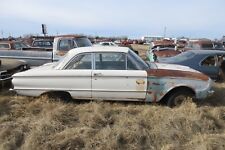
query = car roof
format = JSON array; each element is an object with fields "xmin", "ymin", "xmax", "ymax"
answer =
[
  {"xmin": 188, "ymin": 50, "xmax": 225, "ymax": 55},
  {"xmin": 33, "ymin": 39, "xmax": 53, "ymax": 42},
  {"xmin": 55, "ymin": 46, "xmax": 131, "ymax": 70},
  {"xmin": 55, "ymin": 35, "xmax": 87, "ymax": 38},
  {"xmin": 0, "ymin": 40, "xmax": 18, "ymax": 44},
  {"xmin": 68, "ymin": 46, "xmax": 130, "ymax": 55}
]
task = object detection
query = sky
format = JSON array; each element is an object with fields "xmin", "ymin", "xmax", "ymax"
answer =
[{"xmin": 0, "ymin": 0, "xmax": 225, "ymax": 39}]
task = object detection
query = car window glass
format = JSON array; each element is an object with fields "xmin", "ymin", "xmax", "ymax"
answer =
[
  {"xmin": 214, "ymin": 43, "xmax": 224, "ymax": 49},
  {"xmin": 59, "ymin": 39, "xmax": 74, "ymax": 51},
  {"xmin": 201, "ymin": 56, "xmax": 216, "ymax": 66},
  {"xmin": 127, "ymin": 56, "xmax": 138, "ymax": 70},
  {"xmin": 169, "ymin": 51, "xmax": 195, "ymax": 62},
  {"xmin": 74, "ymin": 38, "xmax": 92, "ymax": 47},
  {"xmin": 43, "ymin": 41, "xmax": 52, "ymax": 46},
  {"xmin": 102, "ymin": 43, "xmax": 109, "ymax": 46},
  {"xmin": 14, "ymin": 43, "xmax": 21, "ymax": 49},
  {"xmin": 95, "ymin": 52, "xmax": 126, "ymax": 70},
  {"xmin": 14, "ymin": 42, "xmax": 27, "ymax": 49},
  {"xmin": 0, "ymin": 44, "xmax": 10, "ymax": 49},
  {"xmin": 65, "ymin": 53, "xmax": 92, "ymax": 69},
  {"xmin": 217, "ymin": 55, "xmax": 225, "ymax": 66},
  {"xmin": 202, "ymin": 43, "xmax": 213, "ymax": 49},
  {"xmin": 128, "ymin": 50, "xmax": 148, "ymax": 70}
]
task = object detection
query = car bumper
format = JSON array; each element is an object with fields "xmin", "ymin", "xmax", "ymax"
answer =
[
  {"xmin": 207, "ymin": 90, "xmax": 214, "ymax": 97},
  {"xmin": 0, "ymin": 77, "xmax": 12, "ymax": 88},
  {"xmin": 195, "ymin": 79, "xmax": 214, "ymax": 99}
]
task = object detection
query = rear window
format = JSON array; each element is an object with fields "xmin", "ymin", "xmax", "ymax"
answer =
[
  {"xmin": 169, "ymin": 51, "xmax": 195, "ymax": 62},
  {"xmin": 75, "ymin": 38, "xmax": 92, "ymax": 47},
  {"xmin": 33, "ymin": 41, "xmax": 53, "ymax": 47},
  {"xmin": 202, "ymin": 43, "xmax": 213, "ymax": 49}
]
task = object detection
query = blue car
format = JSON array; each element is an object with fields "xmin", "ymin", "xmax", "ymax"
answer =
[{"xmin": 158, "ymin": 50, "xmax": 225, "ymax": 80}]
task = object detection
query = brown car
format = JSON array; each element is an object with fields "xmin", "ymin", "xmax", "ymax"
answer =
[
  {"xmin": 149, "ymin": 40, "xmax": 181, "ymax": 59},
  {"xmin": 0, "ymin": 41, "xmax": 29, "ymax": 50},
  {"xmin": 0, "ymin": 59, "xmax": 29, "ymax": 88}
]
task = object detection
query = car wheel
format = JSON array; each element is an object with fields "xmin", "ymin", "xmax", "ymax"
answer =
[
  {"xmin": 167, "ymin": 90, "xmax": 194, "ymax": 107},
  {"xmin": 44, "ymin": 91, "xmax": 72, "ymax": 102}
]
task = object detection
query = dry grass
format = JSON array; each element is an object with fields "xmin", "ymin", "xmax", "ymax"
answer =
[
  {"xmin": 131, "ymin": 44, "xmax": 149, "ymax": 60},
  {"xmin": 0, "ymin": 82, "xmax": 225, "ymax": 150}
]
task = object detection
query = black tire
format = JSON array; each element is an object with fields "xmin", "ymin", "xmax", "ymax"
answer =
[
  {"xmin": 218, "ymin": 68, "xmax": 225, "ymax": 82},
  {"xmin": 44, "ymin": 92, "xmax": 72, "ymax": 102},
  {"xmin": 167, "ymin": 90, "xmax": 194, "ymax": 107}
]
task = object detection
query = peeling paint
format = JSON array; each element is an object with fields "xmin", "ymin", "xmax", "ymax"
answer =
[{"xmin": 147, "ymin": 69, "xmax": 209, "ymax": 81}]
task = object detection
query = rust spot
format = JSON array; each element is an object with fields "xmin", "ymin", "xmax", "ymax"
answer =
[
  {"xmin": 147, "ymin": 91, "xmax": 152, "ymax": 94},
  {"xmin": 153, "ymin": 92, "xmax": 157, "ymax": 102},
  {"xmin": 152, "ymin": 39, "xmax": 175, "ymax": 46},
  {"xmin": 147, "ymin": 69, "xmax": 209, "ymax": 81},
  {"xmin": 56, "ymin": 51, "xmax": 67, "ymax": 56}
]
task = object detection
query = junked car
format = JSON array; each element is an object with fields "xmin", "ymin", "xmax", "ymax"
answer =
[
  {"xmin": 0, "ymin": 59, "xmax": 29, "ymax": 88},
  {"xmin": 158, "ymin": 50, "xmax": 225, "ymax": 81},
  {"xmin": 12, "ymin": 47, "xmax": 214, "ymax": 107},
  {"xmin": 147, "ymin": 40, "xmax": 182, "ymax": 62},
  {"xmin": 186, "ymin": 39, "xmax": 225, "ymax": 50},
  {"xmin": 0, "ymin": 35, "xmax": 92, "ymax": 67},
  {"xmin": 0, "ymin": 41, "xmax": 29, "ymax": 50},
  {"xmin": 147, "ymin": 48, "xmax": 181, "ymax": 62}
]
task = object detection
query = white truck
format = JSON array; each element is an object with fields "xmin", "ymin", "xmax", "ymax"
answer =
[{"xmin": 0, "ymin": 35, "xmax": 92, "ymax": 67}]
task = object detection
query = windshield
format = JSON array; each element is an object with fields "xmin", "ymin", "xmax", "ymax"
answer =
[{"xmin": 75, "ymin": 38, "xmax": 92, "ymax": 47}]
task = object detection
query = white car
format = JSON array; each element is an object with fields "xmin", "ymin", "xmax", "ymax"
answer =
[{"xmin": 12, "ymin": 47, "xmax": 214, "ymax": 107}]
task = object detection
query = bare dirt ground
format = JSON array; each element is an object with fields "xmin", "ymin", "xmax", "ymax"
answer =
[{"xmin": 0, "ymin": 45, "xmax": 224, "ymax": 149}]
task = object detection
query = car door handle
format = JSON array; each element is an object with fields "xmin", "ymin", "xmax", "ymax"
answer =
[{"xmin": 93, "ymin": 73, "xmax": 102, "ymax": 76}]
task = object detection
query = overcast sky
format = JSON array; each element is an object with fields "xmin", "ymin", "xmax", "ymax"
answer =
[{"xmin": 0, "ymin": 0, "xmax": 225, "ymax": 39}]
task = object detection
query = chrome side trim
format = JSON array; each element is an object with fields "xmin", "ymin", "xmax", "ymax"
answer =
[
  {"xmin": 0, "ymin": 56, "xmax": 52, "ymax": 61},
  {"xmin": 0, "ymin": 77, "xmax": 12, "ymax": 81},
  {"xmin": 13, "ymin": 88, "xmax": 146, "ymax": 92}
]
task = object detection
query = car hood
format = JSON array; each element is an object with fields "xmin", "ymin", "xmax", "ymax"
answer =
[{"xmin": 147, "ymin": 62, "xmax": 209, "ymax": 81}]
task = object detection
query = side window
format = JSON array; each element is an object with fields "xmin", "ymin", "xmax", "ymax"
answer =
[
  {"xmin": 0, "ymin": 44, "xmax": 10, "ymax": 49},
  {"xmin": 201, "ymin": 56, "xmax": 216, "ymax": 67},
  {"xmin": 202, "ymin": 43, "xmax": 213, "ymax": 49},
  {"xmin": 33, "ymin": 42, "xmax": 38, "ymax": 47},
  {"xmin": 59, "ymin": 39, "xmax": 74, "ymax": 51},
  {"xmin": 65, "ymin": 53, "xmax": 92, "ymax": 69},
  {"xmin": 127, "ymin": 56, "xmax": 138, "ymax": 70},
  {"xmin": 95, "ymin": 52, "xmax": 126, "ymax": 70},
  {"xmin": 217, "ymin": 55, "xmax": 225, "ymax": 66},
  {"xmin": 102, "ymin": 43, "xmax": 109, "ymax": 46}
]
